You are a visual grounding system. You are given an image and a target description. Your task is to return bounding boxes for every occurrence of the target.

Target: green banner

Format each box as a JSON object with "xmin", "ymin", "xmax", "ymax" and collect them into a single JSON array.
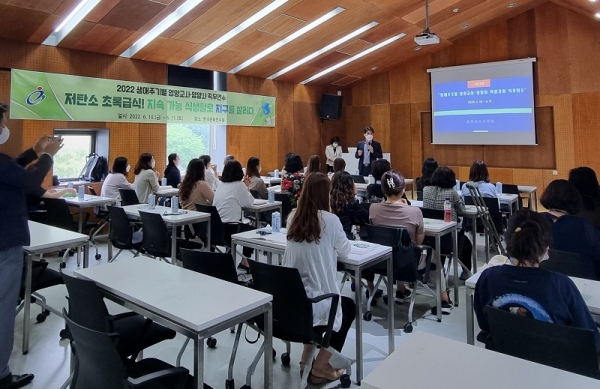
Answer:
[{"xmin": 9, "ymin": 69, "xmax": 275, "ymax": 127}]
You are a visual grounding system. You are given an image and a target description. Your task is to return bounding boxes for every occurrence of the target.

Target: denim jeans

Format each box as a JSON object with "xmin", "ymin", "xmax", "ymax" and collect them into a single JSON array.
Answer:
[{"xmin": 0, "ymin": 246, "xmax": 24, "ymax": 379}]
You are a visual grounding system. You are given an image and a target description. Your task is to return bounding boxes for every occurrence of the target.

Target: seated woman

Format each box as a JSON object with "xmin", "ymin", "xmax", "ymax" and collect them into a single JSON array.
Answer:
[
  {"xmin": 370, "ymin": 170, "xmax": 453, "ymax": 314},
  {"xmin": 474, "ymin": 209, "xmax": 600, "ymax": 352},
  {"xmin": 245, "ymin": 157, "xmax": 267, "ymax": 199},
  {"xmin": 366, "ymin": 159, "xmax": 391, "ymax": 203},
  {"xmin": 423, "ymin": 166, "xmax": 472, "ymax": 278},
  {"xmin": 164, "ymin": 153, "xmax": 181, "ymax": 188},
  {"xmin": 461, "ymin": 160, "xmax": 498, "ymax": 198},
  {"xmin": 569, "ymin": 166, "xmax": 600, "ymax": 228},
  {"xmin": 133, "ymin": 153, "xmax": 160, "ymax": 204},
  {"xmin": 101, "ymin": 157, "xmax": 135, "ymax": 205},
  {"xmin": 280, "ymin": 154, "xmax": 304, "ymax": 208},
  {"xmin": 540, "ymin": 179, "xmax": 600, "ymax": 280},
  {"xmin": 179, "ymin": 159, "xmax": 214, "ymax": 210},
  {"xmin": 306, "ymin": 155, "xmax": 321, "ymax": 175},
  {"xmin": 331, "ymin": 171, "xmax": 369, "ymax": 240},
  {"xmin": 333, "ymin": 157, "xmax": 346, "ymax": 174},
  {"xmin": 199, "ymin": 154, "xmax": 219, "ymax": 191},
  {"xmin": 283, "ymin": 172, "xmax": 355, "ymax": 383},
  {"xmin": 213, "ymin": 160, "xmax": 255, "ymax": 271},
  {"xmin": 416, "ymin": 157, "xmax": 438, "ymax": 192}
]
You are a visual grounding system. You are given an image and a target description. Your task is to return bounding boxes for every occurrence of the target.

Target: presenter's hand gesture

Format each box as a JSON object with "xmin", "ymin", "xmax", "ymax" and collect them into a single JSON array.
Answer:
[
  {"xmin": 357, "ymin": 150, "xmax": 363, "ymax": 156},
  {"xmin": 367, "ymin": 145, "xmax": 374, "ymax": 153},
  {"xmin": 33, "ymin": 135, "xmax": 51, "ymax": 156},
  {"xmin": 43, "ymin": 136, "xmax": 63, "ymax": 156}
]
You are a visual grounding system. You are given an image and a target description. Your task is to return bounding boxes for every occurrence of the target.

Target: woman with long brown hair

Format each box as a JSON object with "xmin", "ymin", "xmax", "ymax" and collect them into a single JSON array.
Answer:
[
  {"xmin": 179, "ymin": 158, "xmax": 213, "ymax": 210},
  {"xmin": 283, "ymin": 173, "xmax": 355, "ymax": 384}
]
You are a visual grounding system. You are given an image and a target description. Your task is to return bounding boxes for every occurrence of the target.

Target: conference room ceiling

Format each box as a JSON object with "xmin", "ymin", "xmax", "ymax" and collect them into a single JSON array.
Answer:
[{"xmin": 0, "ymin": 0, "xmax": 595, "ymax": 86}]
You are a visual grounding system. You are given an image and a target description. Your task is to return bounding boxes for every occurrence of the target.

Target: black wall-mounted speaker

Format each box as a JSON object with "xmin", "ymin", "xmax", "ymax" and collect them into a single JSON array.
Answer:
[{"xmin": 319, "ymin": 94, "xmax": 342, "ymax": 120}]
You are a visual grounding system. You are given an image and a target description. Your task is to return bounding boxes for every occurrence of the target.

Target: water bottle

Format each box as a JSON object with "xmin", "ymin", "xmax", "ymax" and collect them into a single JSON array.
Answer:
[
  {"xmin": 274, "ymin": 169, "xmax": 279, "ymax": 178},
  {"xmin": 267, "ymin": 188, "xmax": 274, "ymax": 203},
  {"xmin": 455, "ymin": 179, "xmax": 461, "ymax": 192},
  {"xmin": 77, "ymin": 185, "xmax": 84, "ymax": 200},
  {"xmin": 161, "ymin": 177, "xmax": 167, "ymax": 186},
  {"xmin": 368, "ymin": 174, "xmax": 375, "ymax": 184},
  {"xmin": 496, "ymin": 182, "xmax": 503, "ymax": 194},
  {"xmin": 67, "ymin": 182, "xmax": 74, "ymax": 189},
  {"xmin": 444, "ymin": 198, "xmax": 452, "ymax": 222},
  {"xmin": 272, "ymin": 211, "xmax": 281, "ymax": 233},
  {"xmin": 355, "ymin": 169, "xmax": 360, "ymax": 175},
  {"xmin": 148, "ymin": 194, "xmax": 156, "ymax": 210},
  {"xmin": 171, "ymin": 196, "xmax": 179, "ymax": 213}
]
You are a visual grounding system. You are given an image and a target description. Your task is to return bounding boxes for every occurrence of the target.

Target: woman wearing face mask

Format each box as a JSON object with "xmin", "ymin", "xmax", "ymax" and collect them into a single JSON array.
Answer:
[
  {"xmin": 164, "ymin": 153, "xmax": 181, "ymax": 188},
  {"xmin": 133, "ymin": 153, "xmax": 160, "ymax": 203},
  {"xmin": 325, "ymin": 137, "xmax": 343, "ymax": 173},
  {"xmin": 245, "ymin": 157, "xmax": 267, "ymax": 199},
  {"xmin": 100, "ymin": 157, "xmax": 135, "ymax": 206}
]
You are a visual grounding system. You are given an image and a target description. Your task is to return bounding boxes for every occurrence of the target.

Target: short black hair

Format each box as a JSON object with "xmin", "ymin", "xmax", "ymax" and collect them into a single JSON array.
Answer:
[
  {"xmin": 221, "ymin": 160, "xmax": 244, "ymax": 183},
  {"xmin": 330, "ymin": 136, "xmax": 340, "ymax": 144},
  {"xmin": 199, "ymin": 155, "xmax": 211, "ymax": 167},
  {"xmin": 284, "ymin": 154, "xmax": 304, "ymax": 174},
  {"xmin": 569, "ymin": 167, "xmax": 600, "ymax": 211},
  {"xmin": 431, "ymin": 166, "xmax": 457, "ymax": 189},
  {"xmin": 363, "ymin": 126, "xmax": 374, "ymax": 134},
  {"xmin": 371, "ymin": 159, "xmax": 391, "ymax": 181},
  {"xmin": 540, "ymin": 179, "xmax": 583, "ymax": 215},
  {"xmin": 111, "ymin": 157, "xmax": 128, "ymax": 175},
  {"xmin": 421, "ymin": 158, "xmax": 438, "ymax": 179},
  {"xmin": 333, "ymin": 158, "xmax": 346, "ymax": 173}
]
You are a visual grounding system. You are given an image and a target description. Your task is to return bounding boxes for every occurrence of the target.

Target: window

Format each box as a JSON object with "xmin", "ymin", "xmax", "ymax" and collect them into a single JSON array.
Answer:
[
  {"xmin": 53, "ymin": 133, "xmax": 94, "ymax": 180},
  {"xmin": 166, "ymin": 123, "xmax": 226, "ymax": 173}
]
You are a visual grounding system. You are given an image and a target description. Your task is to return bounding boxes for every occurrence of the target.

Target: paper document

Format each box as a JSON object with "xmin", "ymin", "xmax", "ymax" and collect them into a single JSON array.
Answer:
[{"xmin": 351, "ymin": 242, "xmax": 375, "ymax": 255}]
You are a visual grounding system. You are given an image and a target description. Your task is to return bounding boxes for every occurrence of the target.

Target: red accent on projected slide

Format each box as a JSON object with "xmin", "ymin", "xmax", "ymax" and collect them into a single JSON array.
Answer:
[{"xmin": 467, "ymin": 79, "xmax": 491, "ymax": 88}]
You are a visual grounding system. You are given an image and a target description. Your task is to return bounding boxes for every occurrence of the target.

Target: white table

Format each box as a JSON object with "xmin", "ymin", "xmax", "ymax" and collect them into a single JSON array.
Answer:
[
  {"xmin": 156, "ymin": 186, "xmax": 179, "ymax": 198},
  {"xmin": 261, "ymin": 176, "xmax": 281, "ymax": 186},
  {"xmin": 230, "ymin": 230, "xmax": 394, "ymax": 385},
  {"xmin": 64, "ymin": 195, "xmax": 116, "ymax": 232},
  {"xmin": 74, "ymin": 258, "xmax": 273, "ymax": 389},
  {"xmin": 120, "ymin": 205, "xmax": 211, "ymax": 261},
  {"xmin": 518, "ymin": 185, "xmax": 538, "ymax": 211},
  {"xmin": 242, "ymin": 200, "xmax": 282, "ymax": 225},
  {"xmin": 355, "ymin": 179, "xmax": 415, "ymax": 199},
  {"xmin": 22, "ymin": 221, "xmax": 90, "ymax": 354},
  {"xmin": 465, "ymin": 265, "xmax": 600, "ymax": 345},
  {"xmin": 499, "ymin": 193, "xmax": 519, "ymax": 214},
  {"xmin": 362, "ymin": 331, "xmax": 599, "ymax": 389}
]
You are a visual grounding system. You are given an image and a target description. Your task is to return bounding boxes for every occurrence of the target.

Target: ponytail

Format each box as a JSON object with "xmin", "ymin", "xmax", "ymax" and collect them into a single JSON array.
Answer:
[{"xmin": 505, "ymin": 210, "xmax": 552, "ymax": 266}]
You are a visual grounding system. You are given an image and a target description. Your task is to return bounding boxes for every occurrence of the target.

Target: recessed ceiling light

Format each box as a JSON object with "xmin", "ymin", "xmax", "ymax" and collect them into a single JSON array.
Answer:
[
  {"xmin": 507, "ymin": 2, "xmax": 517, "ymax": 8},
  {"xmin": 453, "ymin": 8, "xmax": 459, "ymax": 13},
  {"xmin": 121, "ymin": 0, "xmax": 205, "ymax": 58},
  {"xmin": 589, "ymin": 0, "xmax": 597, "ymax": 2},
  {"xmin": 462, "ymin": 23, "xmax": 470, "ymax": 29},
  {"xmin": 231, "ymin": 7, "xmax": 345, "ymax": 73},
  {"xmin": 595, "ymin": 12, "xmax": 600, "ymax": 18},
  {"xmin": 267, "ymin": 21, "xmax": 378, "ymax": 79},
  {"xmin": 301, "ymin": 33, "xmax": 406, "ymax": 84},
  {"xmin": 414, "ymin": 45, "xmax": 422, "ymax": 50},
  {"xmin": 43, "ymin": 0, "xmax": 101, "ymax": 46},
  {"xmin": 181, "ymin": 0, "xmax": 289, "ymax": 67},
  {"xmin": 371, "ymin": 66, "xmax": 378, "ymax": 70}
]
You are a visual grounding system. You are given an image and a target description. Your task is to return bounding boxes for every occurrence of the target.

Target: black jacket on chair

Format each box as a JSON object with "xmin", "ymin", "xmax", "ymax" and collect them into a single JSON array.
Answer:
[{"xmin": 355, "ymin": 140, "xmax": 382, "ymax": 176}]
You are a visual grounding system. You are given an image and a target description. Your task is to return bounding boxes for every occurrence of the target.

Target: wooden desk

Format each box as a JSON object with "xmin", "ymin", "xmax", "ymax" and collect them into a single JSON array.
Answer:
[
  {"xmin": 75, "ymin": 258, "xmax": 273, "ymax": 389},
  {"xmin": 363, "ymin": 331, "xmax": 599, "ymax": 389},
  {"xmin": 22, "ymin": 221, "xmax": 90, "ymax": 354}
]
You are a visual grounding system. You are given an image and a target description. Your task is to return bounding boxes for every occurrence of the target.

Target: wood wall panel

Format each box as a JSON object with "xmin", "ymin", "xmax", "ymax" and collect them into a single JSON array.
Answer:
[
  {"xmin": 389, "ymin": 103, "xmax": 412, "ymax": 175},
  {"xmin": 566, "ymin": 12, "xmax": 600, "ymax": 94},
  {"xmin": 370, "ymin": 73, "xmax": 390, "ymax": 105},
  {"xmin": 572, "ymin": 93, "xmax": 600, "ymax": 173}
]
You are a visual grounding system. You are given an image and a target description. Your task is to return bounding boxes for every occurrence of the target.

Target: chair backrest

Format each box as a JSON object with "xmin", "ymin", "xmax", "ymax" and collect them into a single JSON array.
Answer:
[
  {"xmin": 464, "ymin": 196, "xmax": 505, "ymax": 233},
  {"xmin": 363, "ymin": 224, "xmax": 418, "ymax": 282},
  {"xmin": 351, "ymin": 175, "xmax": 365, "ymax": 184},
  {"xmin": 195, "ymin": 204, "xmax": 229, "ymax": 247},
  {"xmin": 138, "ymin": 211, "xmax": 172, "ymax": 258},
  {"xmin": 485, "ymin": 306, "xmax": 600, "ymax": 378},
  {"xmin": 119, "ymin": 189, "xmax": 140, "ymax": 206},
  {"xmin": 64, "ymin": 311, "xmax": 127, "ymax": 389},
  {"xmin": 180, "ymin": 249, "xmax": 238, "ymax": 284},
  {"xmin": 540, "ymin": 249, "xmax": 587, "ymax": 279},
  {"xmin": 43, "ymin": 198, "xmax": 75, "ymax": 231},
  {"xmin": 250, "ymin": 189, "xmax": 261, "ymax": 199},
  {"xmin": 107, "ymin": 206, "xmax": 134, "ymax": 249},
  {"xmin": 248, "ymin": 260, "xmax": 315, "ymax": 343},
  {"xmin": 417, "ymin": 191, "xmax": 423, "ymax": 201},
  {"xmin": 62, "ymin": 273, "xmax": 112, "ymax": 332},
  {"xmin": 501, "ymin": 183, "xmax": 519, "ymax": 195},
  {"xmin": 87, "ymin": 186, "xmax": 98, "ymax": 196},
  {"xmin": 419, "ymin": 207, "xmax": 444, "ymax": 221},
  {"xmin": 274, "ymin": 193, "xmax": 293, "ymax": 227}
]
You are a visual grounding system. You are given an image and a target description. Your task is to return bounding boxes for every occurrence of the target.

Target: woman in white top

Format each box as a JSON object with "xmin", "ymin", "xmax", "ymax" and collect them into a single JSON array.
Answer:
[
  {"xmin": 325, "ymin": 136, "xmax": 343, "ymax": 173},
  {"xmin": 213, "ymin": 159, "xmax": 255, "ymax": 270},
  {"xmin": 101, "ymin": 157, "xmax": 134, "ymax": 205},
  {"xmin": 283, "ymin": 172, "xmax": 355, "ymax": 384},
  {"xmin": 199, "ymin": 154, "xmax": 219, "ymax": 191},
  {"xmin": 133, "ymin": 153, "xmax": 160, "ymax": 203}
]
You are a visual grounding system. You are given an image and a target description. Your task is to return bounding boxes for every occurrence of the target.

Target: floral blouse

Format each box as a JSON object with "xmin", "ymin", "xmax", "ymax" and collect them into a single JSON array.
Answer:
[{"xmin": 281, "ymin": 172, "xmax": 304, "ymax": 207}]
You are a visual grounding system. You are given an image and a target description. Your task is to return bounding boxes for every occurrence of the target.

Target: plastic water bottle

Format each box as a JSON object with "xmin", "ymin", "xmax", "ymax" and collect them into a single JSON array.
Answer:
[
  {"xmin": 496, "ymin": 182, "xmax": 503, "ymax": 194},
  {"xmin": 77, "ymin": 185, "xmax": 84, "ymax": 200},
  {"xmin": 274, "ymin": 169, "xmax": 279, "ymax": 178},
  {"xmin": 171, "ymin": 196, "xmax": 179, "ymax": 213},
  {"xmin": 161, "ymin": 177, "xmax": 167, "ymax": 186},
  {"xmin": 355, "ymin": 169, "xmax": 360, "ymax": 175},
  {"xmin": 148, "ymin": 194, "xmax": 156, "ymax": 210},
  {"xmin": 267, "ymin": 188, "xmax": 274, "ymax": 203},
  {"xmin": 368, "ymin": 174, "xmax": 375, "ymax": 184},
  {"xmin": 444, "ymin": 198, "xmax": 452, "ymax": 222},
  {"xmin": 272, "ymin": 211, "xmax": 281, "ymax": 233}
]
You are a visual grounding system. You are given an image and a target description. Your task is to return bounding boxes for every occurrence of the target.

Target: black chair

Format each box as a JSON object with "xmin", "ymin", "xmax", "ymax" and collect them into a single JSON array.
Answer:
[
  {"xmin": 484, "ymin": 306, "xmax": 600, "ymax": 379},
  {"xmin": 107, "ymin": 206, "xmax": 142, "ymax": 262},
  {"xmin": 417, "ymin": 191, "xmax": 423, "ymax": 201},
  {"xmin": 361, "ymin": 224, "xmax": 435, "ymax": 329},
  {"xmin": 274, "ymin": 193, "xmax": 293, "ymax": 227},
  {"xmin": 243, "ymin": 260, "xmax": 352, "ymax": 389},
  {"xmin": 119, "ymin": 189, "xmax": 140, "ymax": 206},
  {"xmin": 500, "ymin": 183, "xmax": 523, "ymax": 211},
  {"xmin": 540, "ymin": 249, "xmax": 587, "ymax": 279},
  {"xmin": 17, "ymin": 260, "xmax": 63, "ymax": 323},
  {"xmin": 351, "ymin": 175, "xmax": 365, "ymax": 184},
  {"xmin": 195, "ymin": 204, "xmax": 235, "ymax": 252},
  {"xmin": 464, "ymin": 196, "xmax": 505, "ymax": 237},
  {"xmin": 63, "ymin": 311, "xmax": 191, "ymax": 389},
  {"xmin": 249, "ymin": 189, "xmax": 261, "ymax": 199}
]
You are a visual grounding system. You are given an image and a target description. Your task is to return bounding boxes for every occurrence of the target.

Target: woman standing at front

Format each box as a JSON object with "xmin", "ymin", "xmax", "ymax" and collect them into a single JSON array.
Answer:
[
  {"xmin": 284, "ymin": 172, "xmax": 355, "ymax": 384},
  {"xmin": 325, "ymin": 137, "xmax": 343, "ymax": 173},
  {"xmin": 133, "ymin": 153, "xmax": 160, "ymax": 203}
]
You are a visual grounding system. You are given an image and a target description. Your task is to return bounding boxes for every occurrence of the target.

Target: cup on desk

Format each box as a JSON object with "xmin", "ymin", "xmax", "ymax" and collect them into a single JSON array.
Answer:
[
  {"xmin": 161, "ymin": 178, "xmax": 167, "ymax": 186},
  {"xmin": 148, "ymin": 194, "xmax": 156, "ymax": 210}
]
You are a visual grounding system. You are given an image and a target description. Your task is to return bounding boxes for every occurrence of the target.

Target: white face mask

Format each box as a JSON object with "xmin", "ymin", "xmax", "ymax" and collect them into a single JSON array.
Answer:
[
  {"xmin": 151, "ymin": 160, "xmax": 156, "ymax": 169},
  {"xmin": 541, "ymin": 250, "xmax": 549, "ymax": 262},
  {"xmin": 0, "ymin": 126, "xmax": 10, "ymax": 145},
  {"xmin": 125, "ymin": 164, "xmax": 131, "ymax": 173},
  {"xmin": 365, "ymin": 134, "xmax": 373, "ymax": 142},
  {"xmin": 332, "ymin": 143, "xmax": 338, "ymax": 147}
]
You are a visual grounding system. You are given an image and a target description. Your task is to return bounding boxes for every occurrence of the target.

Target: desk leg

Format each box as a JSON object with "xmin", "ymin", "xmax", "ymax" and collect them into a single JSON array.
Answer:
[
  {"xmin": 466, "ymin": 286, "xmax": 475, "ymax": 345},
  {"xmin": 267, "ymin": 252, "xmax": 273, "ymax": 265},
  {"xmin": 231, "ymin": 241, "xmax": 237, "ymax": 266},
  {"xmin": 471, "ymin": 216, "xmax": 478, "ymax": 274},
  {"xmin": 83, "ymin": 242, "xmax": 89, "ymax": 268},
  {"xmin": 108, "ymin": 233, "xmax": 113, "ymax": 262},
  {"xmin": 435, "ymin": 235, "xmax": 442, "ymax": 322},
  {"xmin": 264, "ymin": 304, "xmax": 273, "ymax": 389},
  {"xmin": 78, "ymin": 208, "xmax": 83, "ymax": 233},
  {"xmin": 452, "ymin": 228, "xmax": 459, "ymax": 306},
  {"xmin": 194, "ymin": 336, "xmax": 204, "ymax": 389},
  {"xmin": 354, "ymin": 267, "xmax": 363, "ymax": 385},
  {"xmin": 386, "ymin": 255, "xmax": 394, "ymax": 354},
  {"xmin": 533, "ymin": 191, "xmax": 538, "ymax": 212},
  {"xmin": 171, "ymin": 227, "xmax": 177, "ymax": 265},
  {"xmin": 22, "ymin": 254, "xmax": 33, "ymax": 354},
  {"xmin": 255, "ymin": 210, "xmax": 260, "ymax": 228},
  {"xmin": 206, "ymin": 220, "xmax": 211, "ymax": 252},
  {"xmin": 484, "ymin": 229, "xmax": 490, "ymax": 263}
]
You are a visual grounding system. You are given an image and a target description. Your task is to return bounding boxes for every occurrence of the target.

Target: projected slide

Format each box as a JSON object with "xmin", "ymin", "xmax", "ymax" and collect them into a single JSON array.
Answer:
[{"xmin": 433, "ymin": 76, "xmax": 533, "ymax": 134}]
